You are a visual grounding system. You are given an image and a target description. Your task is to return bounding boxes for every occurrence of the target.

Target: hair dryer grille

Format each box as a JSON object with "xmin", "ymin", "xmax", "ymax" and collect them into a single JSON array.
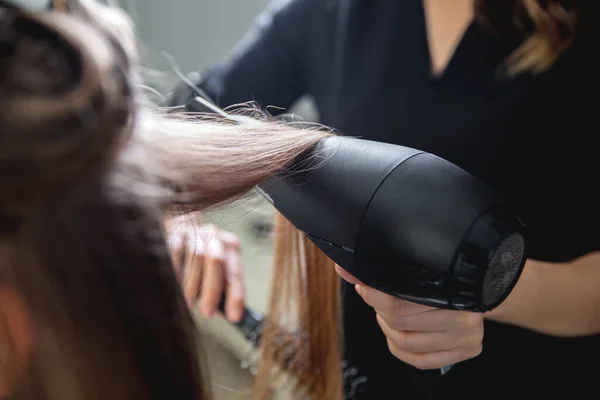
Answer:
[{"xmin": 482, "ymin": 233, "xmax": 525, "ymax": 307}]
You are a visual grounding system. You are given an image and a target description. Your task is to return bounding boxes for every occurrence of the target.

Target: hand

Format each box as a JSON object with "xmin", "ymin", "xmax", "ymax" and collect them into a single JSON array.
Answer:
[
  {"xmin": 168, "ymin": 218, "xmax": 245, "ymax": 323},
  {"xmin": 335, "ymin": 265, "xmax": 484, "ymax": 370}
]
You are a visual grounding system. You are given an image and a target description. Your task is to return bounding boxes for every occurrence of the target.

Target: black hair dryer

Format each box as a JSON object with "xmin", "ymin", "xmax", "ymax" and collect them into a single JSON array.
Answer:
[{"xmin": 260, "ymin": 136, "xmax": 527, "ymax": 312}]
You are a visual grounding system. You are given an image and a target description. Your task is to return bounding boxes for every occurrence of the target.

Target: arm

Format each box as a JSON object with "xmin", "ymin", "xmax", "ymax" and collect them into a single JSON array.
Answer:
[
  {"xmin": 486, "ymin": 252, "xmax": 600, "ymax": 337},
  {"xmin": 486, "ymin": 177, "xmax": 600, "ymax": 337},
  {"xmin": 488, "ymin": 2, "xmax": 600, "ymax": 338},
  {"xmin": 338, "ymin": 251, "xmax": 600, "ymax": 371},
  {"xmin": 168, "ymin": 0, "xmax": 312, "ymax": 112}
]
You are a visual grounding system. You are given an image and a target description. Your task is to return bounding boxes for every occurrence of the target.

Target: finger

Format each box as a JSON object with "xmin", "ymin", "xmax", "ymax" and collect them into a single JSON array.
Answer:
[
  {"xmin": 219, "ymin": 230, "xmax": 241, "ymax": 250},
  {"xmin": 223, "ymin": 244, "xmax": 245, "ymax": 323},
  {"xmin": 386, "ymin": 338, "xmax": 482, "ymax": 370},
  {"xmin": 376, "ymin": 309, "xmax": 458, "ymax": 332},
  {"xmin": 199, "ymin": 237, "xmax": 226, "ymax": 318},
  {"xmin": 356, "ymin": 285, "xmax": 435, "ymax": 316},
  {"xmin": 196, "ymin": 223, "xmax": 221, "ymax": 238},
  {"xmin": 334, "ymin": 264, "xmax": 364, "ymax": 286},
  {"xmin": 219, "ymin": 229, "xmax": 245, "ymax": 321},
  {"xmin": 200, "ymin": 256, "xmax": 224, "ymax": 318},
  {"xmin": 167, "ymin": 230, "xmax": 186, "ymax": 275},
  {"xmin": 376, "ymin": 314, "xmax": 457, "ymax": 353},
  {"xmin": 182, "ymin": 246, "xmax": 203, "ymax": 308}
]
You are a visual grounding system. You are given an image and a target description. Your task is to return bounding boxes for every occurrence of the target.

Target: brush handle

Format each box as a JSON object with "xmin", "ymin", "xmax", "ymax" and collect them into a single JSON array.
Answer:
[
  {"xmin": 440, "ymin": 365, "xmax": 454, "ymax": 375},
  {"xmin": 217, "ymin": 296, "xmax": 264, "ymax": 345}
]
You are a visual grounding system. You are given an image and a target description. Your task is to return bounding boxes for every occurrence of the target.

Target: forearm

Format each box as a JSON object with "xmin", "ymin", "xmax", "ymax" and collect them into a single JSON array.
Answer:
[{"xmin": 486, "ymin": 252, "xmax": 600, "ymax": 337}]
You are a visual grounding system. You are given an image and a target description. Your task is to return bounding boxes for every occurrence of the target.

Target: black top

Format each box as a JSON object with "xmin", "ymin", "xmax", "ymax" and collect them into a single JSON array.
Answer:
[{"xmin": 172, "ymin": 1, "xmax": 599, "ymax": 398}]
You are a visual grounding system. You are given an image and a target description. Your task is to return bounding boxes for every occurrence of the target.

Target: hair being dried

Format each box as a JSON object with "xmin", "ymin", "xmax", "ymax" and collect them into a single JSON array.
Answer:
[{"xmin": 0, "ymin": 1, "xmax": 333, "ymax": 399}]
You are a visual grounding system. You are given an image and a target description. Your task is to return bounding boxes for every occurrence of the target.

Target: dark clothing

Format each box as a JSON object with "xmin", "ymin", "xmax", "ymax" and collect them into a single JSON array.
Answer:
[{"xmin": 175, "ymin": 1, "xmax": 599, "ymax": 398}]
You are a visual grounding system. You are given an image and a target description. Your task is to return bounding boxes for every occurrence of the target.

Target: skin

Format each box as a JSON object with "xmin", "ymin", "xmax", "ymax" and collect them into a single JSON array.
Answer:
[
  {"xmin": 172, "ymin": 216, "xmax": 600, "ymax": 369},
  {"xmin": 168, "ymin": 222, "xmax": 245, "ymax": 323},
  {"xmin": 484, "ymin": 253, "xmax": 600, "ymax": 337},
  {"xmin": 423, "ymin": 0, "xmax": 475, "ymax": 78},
  {"xmin": 335, "ymin": 252, "xmax": 600, "ymax": 370},
  {"xmin": 335, "ymin": 265, "xmax": 483, "ymax": 370},
  {"xmin": 177, "ymin": 0, "xmax": 600, "ymax": 370},
  {"xmin": 0, "ymin": 289, "xmax": 34, "ymax": 397}
]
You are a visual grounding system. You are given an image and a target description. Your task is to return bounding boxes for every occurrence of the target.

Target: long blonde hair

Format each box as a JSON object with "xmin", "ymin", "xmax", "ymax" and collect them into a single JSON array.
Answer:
[
  {"xmin": 475, "ymin": 0, "xmax": 580, "ymax": 75},
  {"xmin": 0, "ymin": 1, "xmax": 331, "ymax": 399}
]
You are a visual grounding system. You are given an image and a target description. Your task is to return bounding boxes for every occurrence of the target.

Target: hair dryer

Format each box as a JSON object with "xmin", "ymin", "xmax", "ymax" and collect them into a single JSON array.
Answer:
[
  {"xmin": 218, "ymin": 135, "xmax": 527, "ymax": 378},
  {"xmin": 13, "ymin": 0, "xmax": 526, "ymax": 316},
  {"xmin": 259, "ymin": 135, "xmax": 527, "ymax": 312},
  {"xmin": 177, "ymin": 87, "xmax": 527, "ymax": 313}
]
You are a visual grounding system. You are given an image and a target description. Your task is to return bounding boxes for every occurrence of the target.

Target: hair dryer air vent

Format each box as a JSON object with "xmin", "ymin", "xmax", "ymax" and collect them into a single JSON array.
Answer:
[
  {"xmin": 451, "ymin": 207, "xmax": 526, "ymax": 310},
  {"xmin": 483, "ymin": 233, "xmax": 525, "ymax": 306}
]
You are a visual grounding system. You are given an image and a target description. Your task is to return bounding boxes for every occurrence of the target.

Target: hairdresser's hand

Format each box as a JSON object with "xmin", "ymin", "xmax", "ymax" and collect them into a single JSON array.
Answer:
[
  {"xmin": 168, "ymin": 220, "xmax": 245, "ymax": 323},
  {"xmin": 335, "ymin": 265, "xmax": 484, "ymax": 370}
]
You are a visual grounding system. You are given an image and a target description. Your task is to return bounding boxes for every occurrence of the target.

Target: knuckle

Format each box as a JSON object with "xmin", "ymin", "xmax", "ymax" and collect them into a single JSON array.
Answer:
[
  {"xmin": 387, "ymin": 340, "xmax": 402, "ymax": 359},
  {"xmin": 201, "ymin": 288, "xmax": 222, "ymax": 300},
  {"xmin": 467, "ymin": 344, "xmax": 483, "ymax": 359},
  {"xmin": 395, "ymin": 332, "xmax": 414, "ymax": 353},
  {"xmin": 226, "ymin": 269, "xmax": 243, "ymax": 281},
  {"xmin": 460, "ymin": 325, "xmax": 484, "ymax": 348},
  {"xmin": 205, "ymin": 247, "xmax": 225, "ymax": 263},
  {"xmin": 184, "ymin": 285, "xmax": 201, "ymax": 300},
  {"xmin": 391, "ymin": 298, "xmax": 409, "ymax": 315},
  {"xmin": 359, "ymin": 288, "xmax": 372, "ymax": 304},
  {"xmin": 200, "ymin": 223, "xmax": 219, "ymax": 233},
  {"xmin": 167, "ymin": 233, "xmax": 186, "ymax": 252},
  {"xmin": 412, "ymin": 358, "xmax": 433, "ymax": 371},
  {"xmin": 472, "ymin": 327, "xmax": 485, "ymax": 344},
  {"xmin": 230, "ymin": 292, "xmax": 244, "ymax": 301},
  {"xmin": 230, "ymin": 295, "xmax": 245, "ymax": 306},
  {"xmin": 458, "ymin": 312, "xmax": 481, "ymax": 330},
  {"xmin": 384, "ymin": 316, "xmax": 403, "ymax": 331},
  {"xmin": 207, "ymin": 254, "xmax": 226, "ymax": 264},
  {"xmin": 391, "ymin": 298, "xmax": 403, "ymax": 314},
  {"xmin": 186, "ymin": 252, "xmax": 203, "ymax": 267},
  {"xmin": 394, "ymin": 298, "xmax": 420, "ymax": 316},
  {"xmin": 196, "ymin": 227, "xmax": 218, "ymax": 241},
  {"xmin": 221, "ymin": 233, "xmax": 241, "ymax": 250}
]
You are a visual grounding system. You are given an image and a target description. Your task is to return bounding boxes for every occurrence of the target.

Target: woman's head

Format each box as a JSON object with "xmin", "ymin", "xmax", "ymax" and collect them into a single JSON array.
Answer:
[
  {"xmin": 0, "ymin": 1, "xmax": 331, "ymax": 399},
  {"xmin": 0, "ymin": 0, "xmax": 135, "ymax": 215}
]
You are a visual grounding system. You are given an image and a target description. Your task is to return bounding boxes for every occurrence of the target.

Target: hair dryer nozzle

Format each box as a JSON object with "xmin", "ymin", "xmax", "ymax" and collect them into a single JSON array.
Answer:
[{"xmin": 260, "ymin": 136, "xmax": 526, "ymax": 312}]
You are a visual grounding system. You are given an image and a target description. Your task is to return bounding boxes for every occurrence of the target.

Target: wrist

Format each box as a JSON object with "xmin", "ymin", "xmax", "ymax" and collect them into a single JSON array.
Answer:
[{"xmin": 484, "ymin": 259, "xmax": 540, "ymax": 323}]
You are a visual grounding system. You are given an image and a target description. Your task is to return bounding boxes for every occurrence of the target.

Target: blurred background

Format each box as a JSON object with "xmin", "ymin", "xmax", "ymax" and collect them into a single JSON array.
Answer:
[
  {"xmin": 122, "ymin": 0, "xmax": 270, "ymax": 72},
  {"xmin": 122, "ymin": 0, "xmax": 269, "ymax": 71},
  {"xmin": 119, "ymin": 0, "xmax": 318, "ymax": 315},
  {"xmin": 117, "ymin": 2, "xmax": 309, "ymax": 398},
  {"xmin": 120, "ymin": 0, "xmax": 318, "ymax": 121}
]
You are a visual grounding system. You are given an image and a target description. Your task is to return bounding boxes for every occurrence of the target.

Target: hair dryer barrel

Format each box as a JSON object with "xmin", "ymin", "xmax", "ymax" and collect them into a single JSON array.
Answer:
[
  {"xmin": 261, "ymin": 136, "xmax": 422, "ymax": 249},
  {"xmin": 260, "ymin": 136, "xmax": 526, "ymax": 312}
]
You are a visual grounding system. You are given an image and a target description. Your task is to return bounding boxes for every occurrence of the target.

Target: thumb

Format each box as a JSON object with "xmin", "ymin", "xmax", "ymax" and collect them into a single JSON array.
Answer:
[{"xmin": 334, "ymin": 264, "xmax": 364, "ymax": 286}]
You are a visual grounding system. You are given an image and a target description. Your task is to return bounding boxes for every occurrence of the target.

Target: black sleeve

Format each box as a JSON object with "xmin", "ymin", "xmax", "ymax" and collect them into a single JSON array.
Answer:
[{"xmin": 168, "ymin": 0, "xmax": 312, "ymax": 113}]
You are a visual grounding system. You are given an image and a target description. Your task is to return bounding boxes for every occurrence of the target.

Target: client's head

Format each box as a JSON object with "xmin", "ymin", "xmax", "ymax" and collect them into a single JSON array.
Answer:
[{"xmin": 0, "ymin": 1, "xmax": 330, "ymax": 399}]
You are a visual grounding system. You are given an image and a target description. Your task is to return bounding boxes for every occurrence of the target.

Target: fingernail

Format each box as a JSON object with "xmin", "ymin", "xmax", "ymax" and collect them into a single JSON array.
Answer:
[{"xmin": 355, "ymin": 284, "xmax": 362, "ymax": 296}]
